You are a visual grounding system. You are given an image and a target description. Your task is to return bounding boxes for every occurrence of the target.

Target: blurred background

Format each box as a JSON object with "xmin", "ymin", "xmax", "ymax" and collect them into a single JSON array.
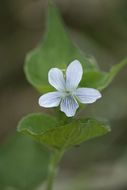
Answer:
[{"xmin": 0, "ymin": 0, "xmax": 127, "ymax": 189}]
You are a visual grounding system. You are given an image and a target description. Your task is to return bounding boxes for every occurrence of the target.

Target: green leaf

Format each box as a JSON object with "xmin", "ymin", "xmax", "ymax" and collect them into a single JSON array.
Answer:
[
  {"xmin": 25, "ymin": 2, "xmax": 98, "ymax": 93},
  {"xmin": 18, "ymin": 115, "xmax": 111, "ymax": 150},
  {"xmin": 17, "ymin": 113, "xmax": 58, "ymax": 135},
  {"xmin": 0, "ymin": 133, "xmax": 49, "ymax": 190},
  {"xmin": 81, "ymin": 58, "xmax": 127, "ymax": 90}
]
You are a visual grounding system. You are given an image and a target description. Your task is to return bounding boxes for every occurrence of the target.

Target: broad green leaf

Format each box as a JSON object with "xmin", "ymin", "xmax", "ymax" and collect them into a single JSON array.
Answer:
[
  {"xmin": 18, "ymin": 115, "xmax": 110, "ymax": 150},
  {"xmin": 39, "ymin": 119, "xmax": 111, "ymax": 149},
  {"xmin": 0, "ymin": 133, "xmax": 49, "ymax": 190},
  {"xmin": 80, "ymin": 71, "xmax": 107, "ymax": 90},
  {"xmin": 80, "ymin": 58, "xmax": 127, "ymax": 90},
  {"xmin": 25, "ymin": 2, "xmax": 98, "ymax": 93},
  {"xmin": 17, "ymin": 113, "xmax": 58, "ymax": 135}
]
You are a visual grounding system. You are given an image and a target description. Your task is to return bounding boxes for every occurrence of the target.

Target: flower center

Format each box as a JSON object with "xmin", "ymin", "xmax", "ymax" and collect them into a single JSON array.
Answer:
[
  {"xmin": 62, "ymin": 89, "xmax": 74, "ymax": 97},
  {"xmin": 63, "ymin": 90, "xmax": 71, "ymax": 96},
  {"xmin": 66, "ymin": 90, "xmax": 70, "ymax": 94}
]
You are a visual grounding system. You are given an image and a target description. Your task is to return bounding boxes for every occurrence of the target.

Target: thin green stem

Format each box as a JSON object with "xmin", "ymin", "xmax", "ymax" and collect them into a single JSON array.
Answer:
[{"xmin": 46, "ymin": 149, "xmax": 65, "ymax": 190}]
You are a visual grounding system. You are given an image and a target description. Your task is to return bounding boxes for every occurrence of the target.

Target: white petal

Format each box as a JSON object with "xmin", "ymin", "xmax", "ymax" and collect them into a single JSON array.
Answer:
[
  {"xmin": 48, "ymin": 68, "xmax": 65, "ymax": 91},
  {"xmin": 76, "ymin": 88, "xmax": 102, "ymax": 104},
  {"xmin": 39, "ymin": 92, "xmax": 61, "ymax": 108},
  {"xmin": 60, "ymin": 95, "xmax": 79, "ymax": 117},
  {"xmin": 66, "ymin": 60, "xmax": 83, "ymax": 89}
]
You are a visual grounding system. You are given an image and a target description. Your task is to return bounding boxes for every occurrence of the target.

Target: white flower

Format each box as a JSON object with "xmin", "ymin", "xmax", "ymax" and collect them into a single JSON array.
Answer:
[{"xmin": 39, "ymin": 60, "xmax": 102, "ymax": 117}]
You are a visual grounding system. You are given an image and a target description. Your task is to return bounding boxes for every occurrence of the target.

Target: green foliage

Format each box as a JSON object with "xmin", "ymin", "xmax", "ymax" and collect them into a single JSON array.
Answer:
[
  {"xmin": 18, "ymin": 114, "xmax": 110, "ymax": 150},
  {"xmin": 24, "ymin": 1, "xmax": 127, "ymax": 94},
  {"xmin": 17, "ymin": 113, "xmax": 58, "ymax": 135},
  {"xmin": 12, "ymin": 1, "xmax": 127, "ymax": 189},
  {"xmin": 17, "ymin": 0, "xmax": 127, "ymax": 155},
  {"xmin": 0, "ymin": 133, "xmax": 49, "ymax": 190},
  {"xmin": 81, "ymin": 58, "xmax": 127, "ymax": 90},
  {"xmin": 24, "ymin": 2, "xmax": 98, "ymax": 94}
]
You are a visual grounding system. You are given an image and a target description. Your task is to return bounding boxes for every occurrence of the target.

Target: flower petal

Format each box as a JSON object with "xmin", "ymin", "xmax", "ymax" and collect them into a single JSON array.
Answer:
[
  {"xmin": 66, "ymin": 60, "xmax": 83, "ymax": 89},
  {"xmin": 76, "ymin": 88, "xmax": 102, "ymax": 104},
  {"xmin": 60, "ymin": 95, "xmax": 79, "ymax": 117},
  {"xmin": 39, "ymin": 92, "xmax": 61, "ymax": 108},
  {"xmin": 48, "ymin": 68, "xmax": 65, "ymax": 91}
]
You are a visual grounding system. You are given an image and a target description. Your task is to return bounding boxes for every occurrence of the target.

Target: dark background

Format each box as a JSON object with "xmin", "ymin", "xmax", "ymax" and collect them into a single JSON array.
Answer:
[{"xmin": 0, "ymin": 0, "xmax": 127, "ymax": 189}]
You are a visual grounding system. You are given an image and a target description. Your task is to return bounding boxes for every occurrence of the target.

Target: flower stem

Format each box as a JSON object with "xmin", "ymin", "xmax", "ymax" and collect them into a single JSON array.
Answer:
[{"xmin": 46, "ymin": 149, "xmax": 65, "ymax": 190}]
